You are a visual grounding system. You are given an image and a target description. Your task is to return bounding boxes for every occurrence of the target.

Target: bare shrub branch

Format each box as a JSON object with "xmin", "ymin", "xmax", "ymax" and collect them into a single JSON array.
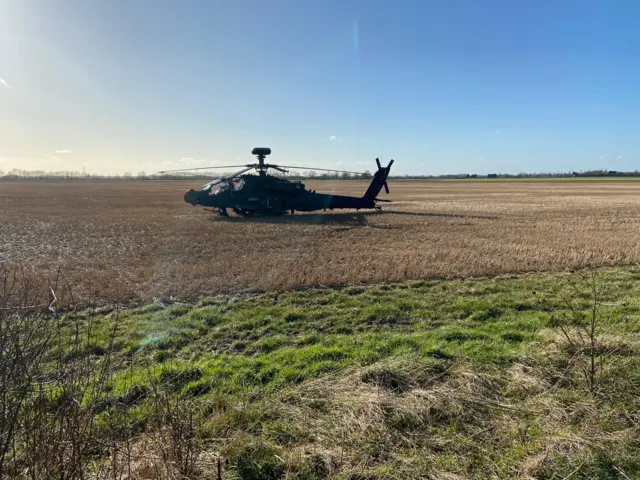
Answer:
[{"xmin": 549, "ymin": 273, "xmax": 626, "ymax": 395}]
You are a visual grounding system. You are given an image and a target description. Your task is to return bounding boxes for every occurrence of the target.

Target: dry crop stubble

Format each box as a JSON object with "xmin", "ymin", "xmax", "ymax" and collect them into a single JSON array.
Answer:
[{"xmin": 2, "ymin": 179, "xmax": 640, "ymax": 303}]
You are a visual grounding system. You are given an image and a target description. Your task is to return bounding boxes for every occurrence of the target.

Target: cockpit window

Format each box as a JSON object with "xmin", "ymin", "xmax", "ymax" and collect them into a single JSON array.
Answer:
[
  {"xmin": 203, "ymin": 181, "xmax": 228, "ymax": 196},
  {"xmin": 232, "ymin": 178, "xmax": 245, "ymax": 191},
  {"xmin": 201, "ymin": 179, "xmax": 220, "ymax": 191},
  {"xmin": 212, "ymin": 183, "xmax": 229, "ymax": 195},
  {"xmin": 201, "ymin": 178, "xmax": 244, "ymax": 195}
]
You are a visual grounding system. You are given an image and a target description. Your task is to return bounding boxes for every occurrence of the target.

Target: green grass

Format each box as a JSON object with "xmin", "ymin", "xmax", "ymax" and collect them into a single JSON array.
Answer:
[{"xmin": 59, "ymin": 267, "xmax": 640, "ymax": 478}]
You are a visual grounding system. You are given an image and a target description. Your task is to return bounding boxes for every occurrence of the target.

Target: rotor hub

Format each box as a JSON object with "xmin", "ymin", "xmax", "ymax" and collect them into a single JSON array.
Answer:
[{"xmin": 251, "ymin": 147, "xmax": 272, "ymax": 176}]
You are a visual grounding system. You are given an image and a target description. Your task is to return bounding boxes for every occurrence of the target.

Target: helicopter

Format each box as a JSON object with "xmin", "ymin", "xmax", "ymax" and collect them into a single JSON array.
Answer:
[{"xmin": 158, "ymin": 147, "xmax": 394, "ymax": 217}]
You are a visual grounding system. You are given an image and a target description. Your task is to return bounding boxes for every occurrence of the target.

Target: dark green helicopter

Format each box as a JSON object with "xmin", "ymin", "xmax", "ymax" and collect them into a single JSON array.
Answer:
[{"xmin": 159, "ymin": 147, "xmax": 394, "ymax": 217}]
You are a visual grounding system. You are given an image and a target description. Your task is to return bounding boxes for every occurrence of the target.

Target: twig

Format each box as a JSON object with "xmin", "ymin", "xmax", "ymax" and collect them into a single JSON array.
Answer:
[
  {"xmin": 613, "ymin": 465, "xmax": 632, "ymax": 479},
  {"xmin": 0, "ymin": 303, "xmax": 48, "ymax": 311},
  {"xmin": 560, "ymin": 460, "xmax": 586, "ymax": 480},
  {"xmin": 48, "ymin": 286, "xmax": 57, "ymax": 312}
]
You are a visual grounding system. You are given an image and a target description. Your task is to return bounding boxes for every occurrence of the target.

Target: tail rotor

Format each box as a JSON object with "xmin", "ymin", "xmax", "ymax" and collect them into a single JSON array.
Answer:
[{"xmin": 363, "ymin": 157, "xmax": 394, "ymax": 202}]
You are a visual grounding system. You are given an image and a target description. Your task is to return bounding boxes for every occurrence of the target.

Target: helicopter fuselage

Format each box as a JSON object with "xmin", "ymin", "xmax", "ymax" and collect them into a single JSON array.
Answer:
[{"xmin": 183, "ymin": 173, "xmax": 378, "ymax": 216}]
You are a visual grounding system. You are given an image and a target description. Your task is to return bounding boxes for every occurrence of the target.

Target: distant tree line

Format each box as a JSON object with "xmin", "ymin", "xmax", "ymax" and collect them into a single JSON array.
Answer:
[
  {"xmin": 383, "ymin": 169, "xmax": 640, "ymax": 180},
  {"xmin": 2, "ymin": 168, "xmax": 639, "ymax": 181},
  {"xmin": 0, "ymin": 168, "xmax": 374, "ymax": 181}
]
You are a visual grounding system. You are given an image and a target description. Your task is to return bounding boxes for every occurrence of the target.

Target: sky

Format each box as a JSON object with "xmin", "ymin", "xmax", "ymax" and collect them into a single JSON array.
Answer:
[{"xmin": 1, "ymin": 0, "xmax": 640, "ymax": 176}]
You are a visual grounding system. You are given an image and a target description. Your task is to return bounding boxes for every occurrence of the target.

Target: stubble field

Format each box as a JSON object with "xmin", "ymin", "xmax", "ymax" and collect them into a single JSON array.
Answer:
[{"xmin": 2, "ymin": 178, "xmax": 640, "ymax": 304}]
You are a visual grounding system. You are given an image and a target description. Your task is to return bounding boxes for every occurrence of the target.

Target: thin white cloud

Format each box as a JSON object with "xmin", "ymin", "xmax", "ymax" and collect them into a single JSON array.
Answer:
[
  {"xmin": 617, "ymin": 155, "xmax": 623, "ymax": 160},
  {"xmin": 0, "ymin": 79, "xmax": 10, "ymax": 89},
  {"xmin": 495, "ymin": 129, "xmax": 501, "ymax": 134},
  {"xmin": 600, "ymin": 155, "xmax": 607, "ymax": 160},
  {"xmin": 45, "ymin": 154, "xmax": 60, "ymax": 163},
  {"xmin": 329, "ymin": 135, "xmax": 340, "ymax": 141},
  {"xmin": 55, "ymin": 149, "xmax": 73, "ymax": 154},
  {"xmin": 478, "ymin": 155, "xmax": 485, "ymax": 160},
  {"xmin": 162, "ymin": 158, "xmax": 188, "ymax": 166}
]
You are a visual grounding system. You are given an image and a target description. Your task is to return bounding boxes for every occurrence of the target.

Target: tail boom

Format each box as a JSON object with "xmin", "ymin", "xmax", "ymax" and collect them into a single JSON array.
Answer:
[{"xmin": 290, "ymin": 158, "xmax": 395, "ymax": 211}]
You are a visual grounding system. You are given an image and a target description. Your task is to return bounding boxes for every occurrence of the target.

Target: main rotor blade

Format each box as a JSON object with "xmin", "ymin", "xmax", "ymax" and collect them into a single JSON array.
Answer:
[
  {"xmin": 158, "ymin": 164, "xmax": 252, "ymax": 174},
  {"xmin": 265, "ymin": 165, "xmax": 289, "ymax": 173},
  {"xmin": 223, "ymin": 166, "xmax": 255, "ymax": 179},
  {"xmin": 200, "ymin": 166, "xmax": 255, "ymax": 190},
  {"xmin": 277, "ymin": 165, "xmax": 367, "ymax": 175}
]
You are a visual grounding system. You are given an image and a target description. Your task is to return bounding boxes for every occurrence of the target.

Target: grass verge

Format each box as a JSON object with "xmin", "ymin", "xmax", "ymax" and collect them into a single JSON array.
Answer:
[{"xmin": 3, "ymin": 266, "xmax": 640, "ymax": 478}]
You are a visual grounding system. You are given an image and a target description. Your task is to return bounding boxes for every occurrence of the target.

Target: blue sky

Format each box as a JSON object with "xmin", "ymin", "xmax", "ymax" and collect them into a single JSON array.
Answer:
[{"xmin": 1, "ymin": 0, "xmax": 639, "ymax": 175}]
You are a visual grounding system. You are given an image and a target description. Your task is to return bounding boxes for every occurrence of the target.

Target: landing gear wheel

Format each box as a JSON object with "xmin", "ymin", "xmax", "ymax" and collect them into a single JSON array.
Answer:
[{"xmin": 232, "ymin": 208, "xmax": 253, "ymax": 217}]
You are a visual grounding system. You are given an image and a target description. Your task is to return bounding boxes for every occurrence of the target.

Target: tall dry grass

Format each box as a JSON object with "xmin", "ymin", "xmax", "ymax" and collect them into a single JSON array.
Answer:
[
  {"xmin": 0, "ymin": 263, "xmax": 212, "ymax": 479},
  {"xmin": 3, "ymin": 180, "xmax": 640, "ymax": 303}
]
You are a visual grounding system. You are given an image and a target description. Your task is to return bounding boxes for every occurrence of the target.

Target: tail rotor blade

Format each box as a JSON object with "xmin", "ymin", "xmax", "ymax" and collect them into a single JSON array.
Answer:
[
  {"xmin": 376, "ymin": 158, "xmax": 382, "ymax": 169},
  {"xmin": 384, "ymin": 182, "xmax": 389, "ymax": 194}
]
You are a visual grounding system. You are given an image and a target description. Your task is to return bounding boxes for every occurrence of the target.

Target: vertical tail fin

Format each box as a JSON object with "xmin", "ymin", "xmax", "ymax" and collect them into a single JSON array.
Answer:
[{"xmin": 363, "ymin": 158, "xmax": 394, "ymax": 201}]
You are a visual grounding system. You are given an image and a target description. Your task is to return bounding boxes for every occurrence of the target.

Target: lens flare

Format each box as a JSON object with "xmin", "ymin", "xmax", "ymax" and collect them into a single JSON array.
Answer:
[
  {"xmin": 137, "ymin": 335, "xmax": 165, "ymax": 349},
  {"xmin": 353, "ymin": 19, "xmax": 359, "ymax": 54}
]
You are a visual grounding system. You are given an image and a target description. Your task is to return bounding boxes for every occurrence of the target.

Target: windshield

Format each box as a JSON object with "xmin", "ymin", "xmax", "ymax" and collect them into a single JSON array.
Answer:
[{"xmin": 208, "ymin": 182, "xmax": 228, "ymax": 195}]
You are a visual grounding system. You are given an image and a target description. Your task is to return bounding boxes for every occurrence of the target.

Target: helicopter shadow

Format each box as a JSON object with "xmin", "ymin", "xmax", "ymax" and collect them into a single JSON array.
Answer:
[
  {"xmin": 211, "ymin": 209, "xmax": 497, "ymax": 226},
  {"xmin": 213, "ymin": 211, "xmax": 392, "ymax": 228},
  {"xmin": 384, "ymin": 210, "xmax": 499, "ymax": 220}
]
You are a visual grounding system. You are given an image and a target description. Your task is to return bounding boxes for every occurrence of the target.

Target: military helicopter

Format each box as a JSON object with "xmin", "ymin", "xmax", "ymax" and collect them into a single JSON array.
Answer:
[{"xmin": 158, "ymin": 147, "xmax": 394, "ymax": 217}]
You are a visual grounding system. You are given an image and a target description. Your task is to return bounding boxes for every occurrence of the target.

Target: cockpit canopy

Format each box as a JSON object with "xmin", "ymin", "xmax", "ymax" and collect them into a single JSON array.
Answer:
[{"xmin": 202, "ymin": 176, "xmax": 246, "ymax": 195}]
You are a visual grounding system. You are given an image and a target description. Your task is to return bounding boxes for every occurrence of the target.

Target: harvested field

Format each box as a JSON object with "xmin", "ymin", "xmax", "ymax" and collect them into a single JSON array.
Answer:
[{"xmin": 2, "ymin": 179, "xmax": 640, "ymax": 303}]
